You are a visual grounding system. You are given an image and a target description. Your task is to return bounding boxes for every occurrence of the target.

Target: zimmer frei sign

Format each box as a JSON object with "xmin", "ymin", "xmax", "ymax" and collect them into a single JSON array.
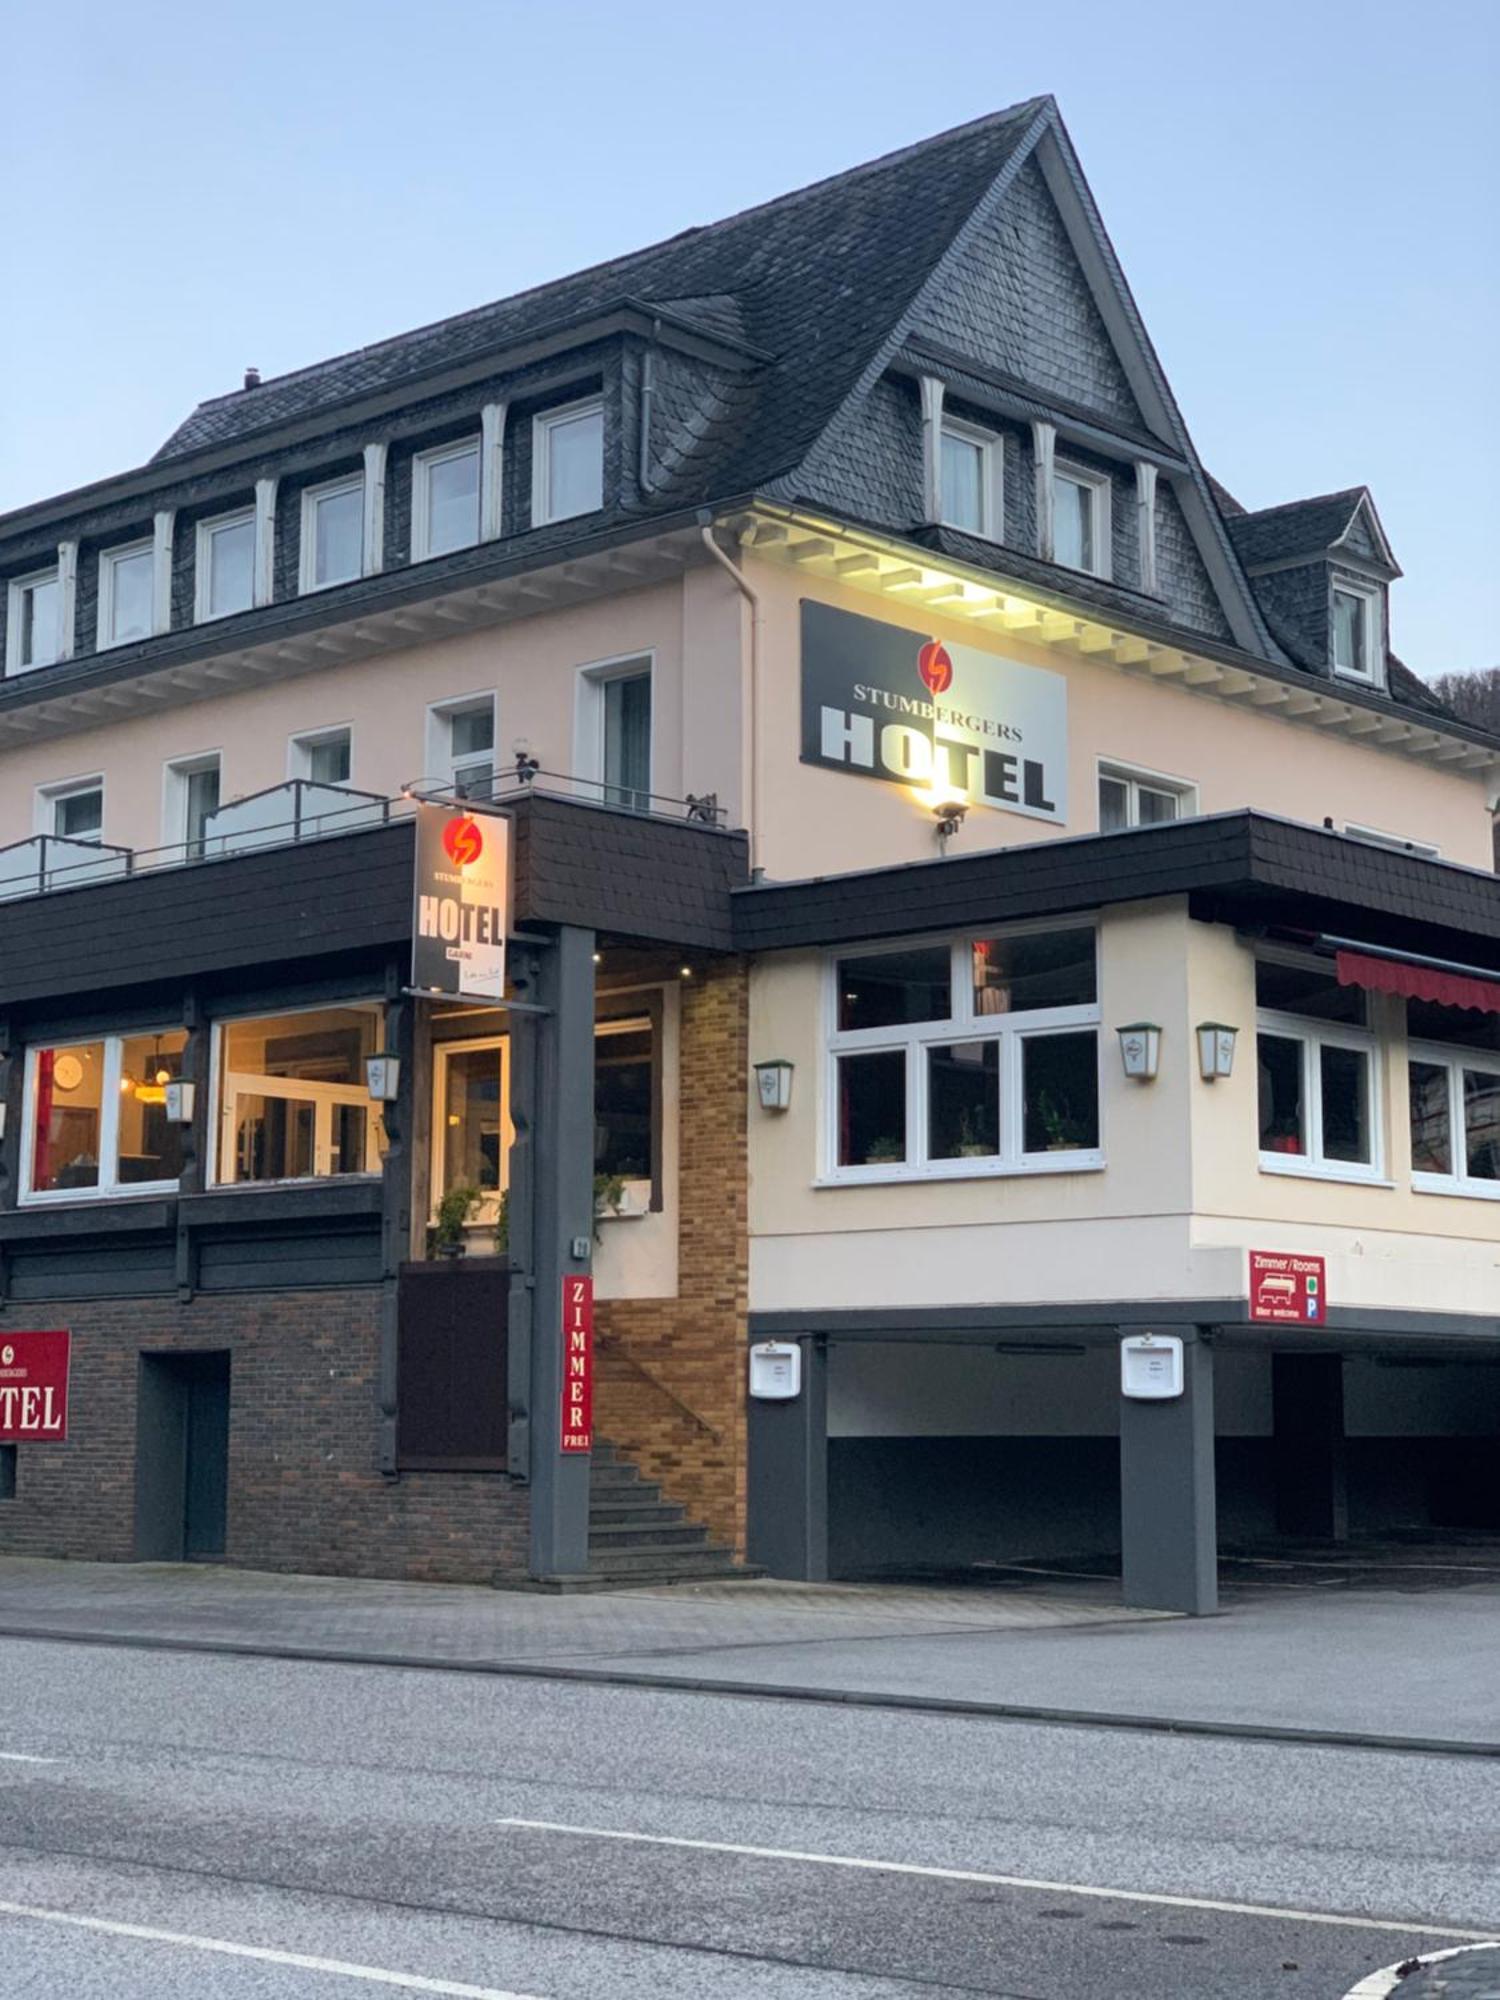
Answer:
[
  {"xmin": 411, "ymin": 803, "xmax": 510, "ymax": 1002},
  {"xmin": 560, "ymin": 1276, "xmax": 594, "ymax": 1453},
  {"xmin": 800, "ymin": 600, "xmax": 1068, "ymax": 825},
  {"xmin": 0, "ymin": 1331, "xmax": 71, "ymax": 1443}
]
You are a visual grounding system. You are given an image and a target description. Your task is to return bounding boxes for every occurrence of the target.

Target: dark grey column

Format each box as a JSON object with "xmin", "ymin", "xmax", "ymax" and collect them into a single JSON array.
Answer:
[
  {"xmin": 173, "ymin": 990, "xmax": 205, "ymax": 1300},
  {"xmin": 747, "ymin": 1337, "xmax": 828, "ymax": 1581},
  {"xmin": 1120, "ymin": 1327, "xmax": 1217, "ymax": 1615},
  {"xmin": 375, "ymin": 971, "xmax": 413, "ymax": 1478},
  {"xmin": 1273, "ymin": 1352, "xmax": 1348, "ymax": 1540},
  {"xmin": 523, "ymin": 925, "xmax": 596, "ymax": 1582}
]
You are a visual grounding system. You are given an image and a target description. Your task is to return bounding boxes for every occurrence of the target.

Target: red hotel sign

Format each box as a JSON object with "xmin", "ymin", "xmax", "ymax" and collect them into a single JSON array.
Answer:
[
  {"xmin": 1249, "ymin": 1251, "xmax": 1327, "ymax": 1325},
  {"xmin": 0, "ymin": 1330, "xmax": 71, "ymax": 1442},
  {"xmin": 560, "ymin": 1276, "xmax": 594, "ymax": 1453}
]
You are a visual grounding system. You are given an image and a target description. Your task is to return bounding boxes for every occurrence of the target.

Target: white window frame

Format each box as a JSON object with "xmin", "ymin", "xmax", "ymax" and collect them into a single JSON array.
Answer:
[
  {"xmin": 1408, "ymin": 1039, "xmax": 1500, "ymax": 1202},
  {"xmin": 288, "ymin": 724, "xmax": 354, "ymax": 786},
  {"xmin": 820, "ymin": 921, "xmax": 1104, "ymax": 1186},
  {"xmin": 298, "ymin": 473, "xmax": 365, "ymax": 594},
  {"xmin": 6, "ymin": 564, "xmax": 61, "ymax": 675},
  {"xmin": 431, "ymin": 1035, "xmax": 513, "ymax": 1227},
  {"xmin": 531, "ymin": 395, "xmax": 604, "ymax": 527},
  {"xmin": 1052, "ymin": 460, "xmax": 1112, "ymax": 578},
  {"xmin": 411, "ymin": 437, "xmax": 481, "ymax": 561},
  {"xmin": 35, "ymin": 773, "xmax": 104, "ymax": 842},
  {"xmin": 426, "ymin": 692, "xmax": 497, "ymax": 799},
  {"xmin": 96, "ymin": 538, "xmax": 157, "ymax": 650},
  {"xmin": 1256, "ymin": 986, "xmax": 1385, "ymax": 1185},
  {"xmin": 207, "ymin": 1001, "xmax": 385, "ymax": 1189},
  {"xmin": 938, "ymin": 416, "xmax": 1004, "ymax": 541},
  {"xmin": 573, "ymin": 651, "xmax": 654, "ymax": 807},
  {"xmin": 20, "ymin": 1029, "xmax": 185, "ymax": 1205},
  {"xmin": 1344, "ymin": 823, "xmax": 1438, "ymax": 860},
  {"xmin": 1096, "ymin": 759, "xmax": 1198, "ymax": 832},
  {"xmin": 162, "ymin": 751, "xmax": 222, "ymax": 855},
  {"xmin": 194, "ymin": 507, "xmax": 257, "ymax": 623},
  {"xmin": 1331, "ymin": 578, "xmax": 1383, "ymax": 685}
]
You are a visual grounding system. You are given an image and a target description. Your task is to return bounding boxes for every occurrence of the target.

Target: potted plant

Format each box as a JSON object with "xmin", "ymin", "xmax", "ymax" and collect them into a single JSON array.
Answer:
[
  {"xmin": 865, "ymin": 1136, "xmax": 904, "ymax": 1165},
  {"xmin": 954, "ymin": 1108, "xmax": 991, "ymax": 1159},
  {"xmin": 593, "ymin": 1171, "xmax": 627, "ymax": 1239},
  {"xmin": 430, "ymin": 1180, "xmax": 482, "ymax": 1258},
  {"xmin": 1037, "ymin": 1090, "xmax": 1088, "ymax": 1153},
  {"xmin": 1263, "ymin": 1117, "xmax": 1304, "ymax": 1156}
]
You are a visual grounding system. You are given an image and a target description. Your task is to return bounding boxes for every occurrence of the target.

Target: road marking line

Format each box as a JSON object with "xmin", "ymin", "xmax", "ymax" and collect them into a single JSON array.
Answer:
[
  {"xmin": 495, "ymin": 1818, "xmax": 1499, "ymax": 1945},
  {"xmin": 0, "ymin": 1901, "xmax": 547, "ymax": 1999},
  {"xmin": 1343, "ymin": 1942, "xmax": 1499, "ymax": 1998},
  {"xmin": 0, "ymin": 1752, "xmax": 55, "ymax": 1764}
]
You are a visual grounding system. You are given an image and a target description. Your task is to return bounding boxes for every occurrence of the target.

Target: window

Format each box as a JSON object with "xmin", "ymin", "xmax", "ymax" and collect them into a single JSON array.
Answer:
[
  {"xmin": 195, "ymin": 509, "xmax": 255, "ymax": 621},
  {"xmin": 532, "ymin": 397, "xmax": 603, "ymax": 525},
  {"xmin": 429, "ymin": 695, "xmax": 496, "ymax": 800},
  {"xmin": 594, "ymin": 1016, "xmax": 656, "ymax": 1185},
  {"xmin": 213, "ymin": 1005, "xmax": 383, "ymax": 1185},
  {"xmin": 39, "ymin": 777, "xmax": 103, "ymax": 843},
  {"xmin": 98, "ymin": 540, "xmax": 155, "ymax": 648},
  {"xmin": 1097, "ymin": 762, "xmax": 1196, "ymax": 832},
  {"xmin": 165, "ymin": 754, "xmax": 221, "ymax": 859},
  {"xmin": 1052, "ymin": 463, "xmax": 1111, "ymax": 577},
  {"xmin": 1344, "ymin": 824, "xmax": 1439, "ymax": 860},
  {"xmin": 1255, "ymin": 959, "xmax": 1379, "ymax": 1179},
  {"xmin": 299, "ymin": 474, "xmax": 364, "ymax": 592},
  {"xmin": 6, "ymin": 567, "xmax": 59, "ymax": 674},
  {"xmin": 290, "ymin": 726, "xmax": 353, "ymax": 787},
  {"xmin": 939, "ymin": 418, "xmax": 1003, "ymax": 539},
  {"xmin": 1331, "ymin": 581, "xmax": 1381, "ymax": 683},
  {"xmin": 576, "ymin": 656, "xmax": 652, "ymax": 811},
  {"xmin": 412, "ymin": 439, "xmax": 480, "ymax": 559},
  {"xmin": 23, "ymin": 1029, "xmax": 188, "ymax": 1201},
  {"xmin": 826, "ymin": 926, "xmax": 1101, "ymax": 1180},
  {"xmin": 1408, "ymin": 1004, "xmax": 1500, "ymax": 1199}
]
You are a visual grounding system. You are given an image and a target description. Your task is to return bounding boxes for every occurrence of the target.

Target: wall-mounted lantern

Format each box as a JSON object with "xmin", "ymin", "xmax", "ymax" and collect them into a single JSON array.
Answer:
[
  {"xmin": 365, "ymin": 1052, "xmax": 402, "ymax": 1103},
  {"xmin": 931, "ymin": 795, "xmax": 969, "ymax": 850},
  {"xmin": 1116, "ymin": 1022, "xmax": 1162, "ymax": 1081},
  {"xmin": 163, "ymin": 1079, "xmax": 197, "ymax": 1125},
  {"xmin": 754, "ymin": 1058, "xmax": 794, "ymax": 1112},
  {"xmin": 1196, "ymin": 1022, "xmax": 1238, "ymax": 1082}
]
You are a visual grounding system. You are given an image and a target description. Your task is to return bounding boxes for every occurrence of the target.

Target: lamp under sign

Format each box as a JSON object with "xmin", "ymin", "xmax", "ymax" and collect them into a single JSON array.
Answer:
[
  {"xmin": 163, "ymin": 1079, "xmax": 196, "ymax": 1125},
  {"xmin": 1116, "ymin": 1022, "xmax": 1161, "ymax": 1081},
  {"xmin": 1196, "ymin": 1022, "xmax": 1238, "ymax": 1081},
  {"xmin": 365, "ymin": 1053, "xmax": 402, "ymax": 1102},
  {"xmin": 754, "ymin": 1058, "xmax": 794, "ymax": 1112}
]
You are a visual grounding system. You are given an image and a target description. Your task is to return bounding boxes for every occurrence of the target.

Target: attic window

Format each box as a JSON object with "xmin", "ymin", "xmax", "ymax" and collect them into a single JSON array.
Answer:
[
  {"xmin": 1052, "ymin": 463, "xmax": 1111, "ymax": 579},
  {"xmin": 939, "ymin": 419, "xmax": 1003, "ymax": 540},
  {"xmin": 1331, "ymin": 581, "xmax": 1381, "ymax": 684},
  {"xmin": 532, "ymin": 397, "xmax": 603, "ymax": 526}
]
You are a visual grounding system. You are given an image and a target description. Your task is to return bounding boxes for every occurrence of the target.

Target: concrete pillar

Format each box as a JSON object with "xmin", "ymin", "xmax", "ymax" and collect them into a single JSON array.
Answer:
[
  {"xmin": 1120, "ymin": 1328, "xmax": 1217, "ymax": 1615},
  {"xmin": 1273, "ymin": 1352, "xmax": 1348, "ymax": 1541},
  {"xmin": 746, "ymin": 1336, "xmax": 828, "ymax": 1580},
  {"xmin": 513, "ymin": 925, "xmax": 596, "ymax": 1582}
]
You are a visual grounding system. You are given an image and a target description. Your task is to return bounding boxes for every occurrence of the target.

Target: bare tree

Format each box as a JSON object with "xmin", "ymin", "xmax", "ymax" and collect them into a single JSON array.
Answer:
[{"xmin": 1431, "ymin": 667, "xmax": 1500, "ymax": 734}]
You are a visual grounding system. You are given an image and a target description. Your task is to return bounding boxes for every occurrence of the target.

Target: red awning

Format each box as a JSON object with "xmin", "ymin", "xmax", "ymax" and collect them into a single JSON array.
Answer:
[{"xmin": 1336, "ymin": 949, "xmax": 1500, "ymax": 1016}]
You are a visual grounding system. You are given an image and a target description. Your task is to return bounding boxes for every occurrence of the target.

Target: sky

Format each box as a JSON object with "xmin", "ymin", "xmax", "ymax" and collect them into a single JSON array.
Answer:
[{"xmin": 1, "ymin": 0, "xmax": 1496, "ymax": 677}]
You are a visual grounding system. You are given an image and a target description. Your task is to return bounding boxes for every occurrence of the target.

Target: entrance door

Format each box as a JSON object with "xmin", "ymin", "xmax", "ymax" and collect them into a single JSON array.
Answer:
[{"xmin": 135, "ymin": 1352, "xmax": 230, "ymax": 1560}]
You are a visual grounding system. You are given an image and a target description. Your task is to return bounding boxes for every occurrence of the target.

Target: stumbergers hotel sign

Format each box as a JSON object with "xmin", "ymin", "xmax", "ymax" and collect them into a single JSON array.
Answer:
[
  {"xmin": 800, "ymin": 601, "xmax": 1068, "ymax": 824},
  {"xmin": 412, "ymin": 803, "xmax": 510, "ymax": 1001}
]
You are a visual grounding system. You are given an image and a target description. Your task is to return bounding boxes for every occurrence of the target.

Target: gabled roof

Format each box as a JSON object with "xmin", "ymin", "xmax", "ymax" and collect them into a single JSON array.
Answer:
[
  {"xmin": 1225, "ymin": 487, "xmax": 1399, "ymax": 574},
  {"xmin": 152, "ymin": 100, "xmax": 1047, "ymax": 475}
]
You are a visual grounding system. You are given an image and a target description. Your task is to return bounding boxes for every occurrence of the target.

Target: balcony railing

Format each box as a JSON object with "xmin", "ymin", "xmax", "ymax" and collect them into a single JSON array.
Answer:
[
  {"xmin": 0, "ymin": 834, "xmax": 134, "ymax": 902},
  {"xmin": 201, "ymin": 779, "xmax": 391, "ymax": 856}
]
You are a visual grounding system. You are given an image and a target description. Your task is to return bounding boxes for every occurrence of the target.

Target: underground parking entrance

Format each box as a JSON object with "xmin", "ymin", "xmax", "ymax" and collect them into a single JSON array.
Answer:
[{"xmin": 745, "ymin": 1314, "xmax": 1500, "ymax": 1612}]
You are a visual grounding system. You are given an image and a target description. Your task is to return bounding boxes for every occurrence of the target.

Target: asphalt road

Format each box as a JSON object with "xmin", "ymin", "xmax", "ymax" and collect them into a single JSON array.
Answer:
[{"xmin": 0, "ymin": 1636, "xmax": 1495, "ymax": 1998}]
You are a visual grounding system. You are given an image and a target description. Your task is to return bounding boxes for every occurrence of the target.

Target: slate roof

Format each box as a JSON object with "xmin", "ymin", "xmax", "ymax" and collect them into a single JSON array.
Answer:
[
  {"xmin": 152, "ymin": 99, "xmax": 1047, "ymax": 496},
  {"xmin": 1224, "ymin": 489, "xmax": 1370, "ymax": 568}
]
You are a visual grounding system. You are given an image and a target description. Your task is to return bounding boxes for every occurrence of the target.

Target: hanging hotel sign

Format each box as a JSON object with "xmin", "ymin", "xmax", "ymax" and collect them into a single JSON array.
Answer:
[
  {"xmin": 411, "ymin": 803, "xmax": 510, "ymax": 1002},
  {"xmin": 560, "ymin": 1276, "xmax": 594, "ymax": 1453},
  {"xmin": 1249, "ymin": 1250, "xmax": 1327, "ymax": 1325},
  {"xmin": 800, "ymin": 600, "xmax": 1068, "ymax": 824},
  {"xmin": 0, "ymin": 1331, "xmax": 71, "ymax": 1443}
]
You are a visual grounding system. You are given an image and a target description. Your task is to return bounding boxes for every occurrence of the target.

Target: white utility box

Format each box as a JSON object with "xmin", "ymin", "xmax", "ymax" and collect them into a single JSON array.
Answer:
[
  {"xmin": 1119, "ymin": 1332, "xmax": 1184, "ymax": 1401},
  {"xmin": 748, "ymin": 1341, "xmax": 801, "ymax": 1401}
]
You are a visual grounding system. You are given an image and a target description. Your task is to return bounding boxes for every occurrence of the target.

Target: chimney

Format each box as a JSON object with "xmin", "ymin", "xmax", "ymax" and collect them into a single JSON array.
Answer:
[{"xmin": 243, "ymin": 367, "xmax": 261, "ymax": 391}]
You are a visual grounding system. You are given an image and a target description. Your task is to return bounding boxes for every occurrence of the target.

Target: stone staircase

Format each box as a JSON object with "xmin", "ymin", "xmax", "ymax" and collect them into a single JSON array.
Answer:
[{"xmin": 587, "ymin": 1441, "xmax": 756, "ymax": 1586}]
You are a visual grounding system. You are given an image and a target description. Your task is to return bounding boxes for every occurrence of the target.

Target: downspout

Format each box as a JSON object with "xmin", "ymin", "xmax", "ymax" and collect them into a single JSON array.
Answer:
[
  {"xmin": 698, "ymin": 516, "xmax": 762, "ymax": 880},
  {"xmin": 638, "ymin": 319, "xmax": 661, "ymax": 497}
]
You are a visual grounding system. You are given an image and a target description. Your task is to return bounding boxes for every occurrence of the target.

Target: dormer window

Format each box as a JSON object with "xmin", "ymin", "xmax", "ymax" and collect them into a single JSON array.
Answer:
[
  {"xmin": 1331, "ymin": 580, "xmax": 1381, "ymax": 683},
  {"xmin": 532, "ymin": 397, "xmax": 603, "ymax": 526},
  {"xmin": 939, "ymin": 419, "xmax": 1003, "ymax": 540},
  {"xmin": 412, "ymin": 438, "xmax": 481, "ymax": 559},
  {"xmin": 98, "ymin": 540, "xmax": 155, "ymax": 649},
  {"xmin": 6, "ymin": 567, "xmax": 59, "ymax": 674},
  {"xmin": 299, "ymin": 474, "xmax": 365, "ymax": 593},
  {"xmin": 1052, "ymin": 462, "xmax": 1111, "ymax": 578}
]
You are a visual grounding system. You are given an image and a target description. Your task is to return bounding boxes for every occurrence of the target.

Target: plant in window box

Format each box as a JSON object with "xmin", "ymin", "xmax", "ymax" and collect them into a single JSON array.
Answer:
[
  {"xmin": 1263, "ymin": 1118, "xmax": 1304, "ymax": 1156},
  {"xmin": 864, "ymin": 1136, "xmax": 904, "ymax": 1165},
  {"xmin": 1037, "ymin": 1090, "xmax": 1090, "ymax": 1153},
  {"xmin": 954, "ymin": 1109, "xmax": 992, "ymax": 1159},
  {"xmin": 593, "ymin": 1171, "xmax": 627, "ymax": 1237},
  {"xmin": 430, "ymin": 1180, "xmax": 482, "ymax": 1259}
]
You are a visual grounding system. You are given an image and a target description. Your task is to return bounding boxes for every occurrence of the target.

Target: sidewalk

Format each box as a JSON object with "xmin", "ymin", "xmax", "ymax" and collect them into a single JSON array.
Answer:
[{"xmin": 1, "ymin": 1555, "xmax": 1496, "ymax": 1751}]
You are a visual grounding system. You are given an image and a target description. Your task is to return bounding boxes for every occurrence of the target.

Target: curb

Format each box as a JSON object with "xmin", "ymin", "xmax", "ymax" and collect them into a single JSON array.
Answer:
[
  {"xmin": 1, "ymin": 1622, "xmax": 1496, "ymax": 1759},
  {"xmin": 1342, "ymin": 1942, "xmax": 1500, "ymax": 1997}
]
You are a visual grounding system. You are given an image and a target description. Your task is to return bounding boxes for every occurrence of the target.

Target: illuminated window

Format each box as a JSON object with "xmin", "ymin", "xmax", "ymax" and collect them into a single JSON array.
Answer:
[
  {"xmin": 213, "ymin": 1005, "xmax": 383, "ymax": 1185},
  {"xmin": 22, "ymin": 1030, "xmax": 187, "ymax": 1201}
]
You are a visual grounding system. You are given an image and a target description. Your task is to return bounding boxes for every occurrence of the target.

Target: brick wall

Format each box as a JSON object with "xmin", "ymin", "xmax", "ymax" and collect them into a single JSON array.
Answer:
[
  {"xmin": 0, "ymin": 1287, "xmax": 527, "ymax": 1583},
  {"xmin": 595, "ymin": 957, "xmax": 749, "ymax": 1553}
]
